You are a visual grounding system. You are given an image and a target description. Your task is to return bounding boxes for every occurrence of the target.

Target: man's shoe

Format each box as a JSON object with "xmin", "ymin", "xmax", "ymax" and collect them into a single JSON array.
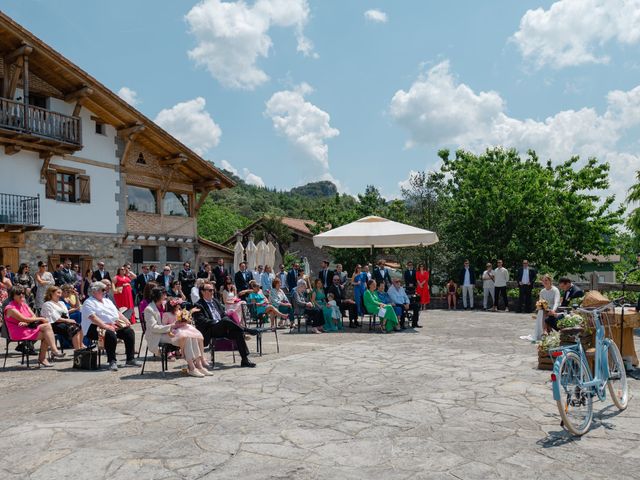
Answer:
[
  {"xmin": 240, "ymin": 359, "xmax": 256, "ymax": 368},
  {"xmin": 108, "ymin": 361, "xmax": 118, "ymax": 372},
  {"xmin": 414, "ymin": 324, "xmax": 423, "ymax": 328},
  {"xmin": 126, "ymin": 359, "xmax": 143, "ymax": 367}
]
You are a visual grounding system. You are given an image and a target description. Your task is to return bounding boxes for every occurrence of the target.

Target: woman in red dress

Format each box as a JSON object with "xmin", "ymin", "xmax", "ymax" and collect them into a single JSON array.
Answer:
[
  {"xmin": 114, "ymin": 265, "xmax": 136, "ymax": 324},
  {"xmin": 415, "ymin": 263, "xmax": 430, "ymax": 310}
]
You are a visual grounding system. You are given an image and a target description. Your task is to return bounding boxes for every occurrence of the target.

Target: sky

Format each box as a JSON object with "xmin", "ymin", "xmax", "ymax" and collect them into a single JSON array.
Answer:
[{"xmin": 3, "ymin": 0, "xmax": 640, "ymax": 201}]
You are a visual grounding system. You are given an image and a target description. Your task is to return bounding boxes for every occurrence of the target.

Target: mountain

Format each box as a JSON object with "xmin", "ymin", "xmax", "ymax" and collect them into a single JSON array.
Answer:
[{"xmin": 290, "ymin": 181, "xmax": 337, "ymax": 198}]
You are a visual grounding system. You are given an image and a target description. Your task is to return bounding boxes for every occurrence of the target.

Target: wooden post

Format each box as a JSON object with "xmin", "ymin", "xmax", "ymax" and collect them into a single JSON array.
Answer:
[{"xmin": 22, "ymin": 53, "xmax": 29, "ymax": 131}]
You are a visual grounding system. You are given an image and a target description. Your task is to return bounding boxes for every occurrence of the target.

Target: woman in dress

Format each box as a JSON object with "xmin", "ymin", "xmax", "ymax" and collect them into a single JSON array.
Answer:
[
  {"xmin": 218, "ymin": 276, "xmax": 244, "ymax": 326},
  {"xmin": 41, "ymin": 286, "xmax": 84, "ymax": 350},
  {"xmin": 292, "ymin": 279, "xmax": 324, "ymax": 334},
  {"xmin": 415, "ymin": 263, "xmax": 431, "ymax": 310},
  {"xmin": 0, "ymin": 265, "xmax": 12, "ymax": 305},
  {"xmin": 61, "ymin": 283, "xmax": 82, "ymax": 325},
  {"xmin": 246, "ymin": 280, "xmax": 289, "ymax": 329},
  {"xmin": 446, "ymin": 279, "xmax": 457, "ymax": 310},
  {"xmin": 191, "ymin": 278, "xmax": 204, "ymax": 305},
  {"xmin": 81, "ymin": 269, "xmax": 92, "ymax": 300},
  {"xmin": 540, "ymin": 274, "xmax": 561, "ymax": 334},
  {"xmin": 351, "ymin": 264, "xmax": 367, "ymax": 317},
  {"xmin": 113, "ymin": 266, "xmax": 136, "ymax": 324},
  {"xmin": 3, "ymin": 285, "xmax": 65, "ymax": 367},
  {"xmin": 138, "ymin": 281, "xmax": 159, "ymax": 329},
  {"xmin": 167, "ymin": 280, "xmax": 187, "ymax": 301},
  {"xmin": 34, "ymin": 261, "xmax": 55, "ymax": 313},
  {"xmin": 15, "ymin": 263, "xmax": 35, "ymax": 307},
  {"xmin": 310, "ymin": 278, "xmax": 335, "ymax": 332},
  {"xmin": 144, "ymin": 288, "xmax": 211, "ymax": 378},
  {"xmin": 269, "ymin": 278, "xmax": 294, "ymax": 327},
  {"xmin": 363, "ymin": 279, "xmax": 399, "ymax": 333}
]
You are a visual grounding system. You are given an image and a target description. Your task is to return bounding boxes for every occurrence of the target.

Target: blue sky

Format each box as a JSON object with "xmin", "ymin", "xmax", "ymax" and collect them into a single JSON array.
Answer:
[{"xmin": 4, "ymin": 0, "xmax": 639, "ymax": 199}]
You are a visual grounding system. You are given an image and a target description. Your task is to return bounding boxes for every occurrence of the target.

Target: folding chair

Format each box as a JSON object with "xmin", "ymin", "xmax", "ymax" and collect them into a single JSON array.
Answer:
[
  {"xmin": 247, "ymin": 303, "xmax": 279, "ymax": 356},
  {"xmin": 210, "ymin": 337, "xmax": 236, "ymax": 369},
  {"xmin": 1, "ymin": 321, "xmax": 33, "ymax": 368},
  {"xmin": 140, "ymin": 342, "xmax": 179, "ymax": 377}
]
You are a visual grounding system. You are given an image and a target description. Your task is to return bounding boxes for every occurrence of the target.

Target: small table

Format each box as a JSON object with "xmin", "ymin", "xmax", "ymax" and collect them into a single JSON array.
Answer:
[{"xmin": 608, "ymin": 307, "xmax": 640, "ymax": 366}]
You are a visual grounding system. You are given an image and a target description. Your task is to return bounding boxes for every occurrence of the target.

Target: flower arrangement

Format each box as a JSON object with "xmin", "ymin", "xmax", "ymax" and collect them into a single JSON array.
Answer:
[
  {"xmin": 537, "ymin": 331, "xmax": 560, "ymax": 354},
  {"xmin": 176, "ymin": 308, "xmax": 193, "ymax": 324},
  {"xmin": 557, "ymin": 313, "xmax": 583, "ymax": 330}
]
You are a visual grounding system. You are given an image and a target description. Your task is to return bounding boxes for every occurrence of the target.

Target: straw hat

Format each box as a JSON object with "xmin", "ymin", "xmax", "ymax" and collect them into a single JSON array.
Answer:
[{"xmin": 581, "ymin": 290, "xmax": 609, "ymax": 308}]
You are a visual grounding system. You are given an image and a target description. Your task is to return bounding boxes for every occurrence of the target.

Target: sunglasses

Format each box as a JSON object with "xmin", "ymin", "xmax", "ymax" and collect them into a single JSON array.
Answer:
[{"xmin": 203, "ymin": 288, "xmax": 214, "ymax": 292}]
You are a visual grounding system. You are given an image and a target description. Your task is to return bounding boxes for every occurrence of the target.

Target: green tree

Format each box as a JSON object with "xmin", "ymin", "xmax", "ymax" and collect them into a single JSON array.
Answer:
[
  {"xmin": 197, "ymin": 197, "xmax": 251, "ymax": 243},
  {"xmin": 628, "ymin": 170, "xmax": 640, "ymax": 235},
  {"xmin": 438, "ymin": 147, "xmax": 624, "ymax": 276}
]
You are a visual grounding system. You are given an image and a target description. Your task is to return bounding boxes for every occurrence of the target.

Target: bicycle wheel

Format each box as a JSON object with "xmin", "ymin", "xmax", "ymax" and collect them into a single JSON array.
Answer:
[
  {"xmin": 555, "ymin": 351, "xmax": 593, "ymax": 436},
  {"xmin": 606, "ymin": 342, "xmax": 628, "ymax": 410}
]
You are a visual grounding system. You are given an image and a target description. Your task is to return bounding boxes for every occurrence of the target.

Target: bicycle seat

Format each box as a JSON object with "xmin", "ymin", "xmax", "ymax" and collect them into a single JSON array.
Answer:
[{"xmin": 560, "ymin": 326, "xmax": 584, "ymax": 336}]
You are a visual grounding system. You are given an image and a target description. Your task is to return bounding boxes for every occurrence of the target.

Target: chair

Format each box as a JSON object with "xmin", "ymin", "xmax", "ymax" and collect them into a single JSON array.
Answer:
[
  {"xmin": 1, "ymin": 320, "xmax": 34, "ymax": 368},
  {"xmin": 140, "ymin": 342, "xmax": 179, "ymax": 377},
  {"xmin": 210, "ymin": 337, "xmax": 236, "ymax": 369},
  {"xmin": 291, "ymin": 312, "xmax": 309, "ymax": 333},
  {"xmin": 363, "ymin": 312, "xmax": 382, "ymax": 332},
  {"xmin": 137, "ymin": 310, "xmax": 147, "ymax": 358},
  {"xmin": 247, "ymin": 303, "xmax": 279, "ymax": 356}
]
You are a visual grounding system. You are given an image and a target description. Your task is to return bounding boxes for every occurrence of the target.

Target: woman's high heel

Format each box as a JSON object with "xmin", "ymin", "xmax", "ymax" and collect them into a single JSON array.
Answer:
[
  {"xmin": 50, "ymin": 351, "xmax": 66, "ymax": 359},
  {"xmin": 38, "ymin": 361, "xmax": 53, "ymax": 368}
]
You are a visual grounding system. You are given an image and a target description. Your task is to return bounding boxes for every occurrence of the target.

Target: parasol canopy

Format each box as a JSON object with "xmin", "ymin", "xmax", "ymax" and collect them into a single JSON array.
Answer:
[
  {"xmin": 256, "ymin": 240, "xmax": 268, "ymax": 267},
  {"xmin": 245, "ymin": 236, "xmax": 258, "ymax": 271},
  {"xmin": 233, "ymin": 235, "xmax": 245, "ymax": 273},
  {"xmin": 312, "ymin": 216, "xmax": 439, "ymax": 249}
]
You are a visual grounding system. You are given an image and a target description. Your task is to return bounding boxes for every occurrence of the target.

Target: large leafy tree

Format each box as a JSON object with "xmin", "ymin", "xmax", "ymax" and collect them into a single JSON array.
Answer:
[
  {"xmin": 628, "ymin": 170, "xmax": 640, "ymax": 235},
  {"xmin": 438, "ymin": 147, "xmax": 624, "ymax": 275}
]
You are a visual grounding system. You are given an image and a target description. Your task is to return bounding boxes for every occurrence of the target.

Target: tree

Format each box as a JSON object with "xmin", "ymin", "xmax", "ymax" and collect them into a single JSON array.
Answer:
[
  {"xmin": 254, "ymin": 216, "xmax": 294, "ymax": 257},
  {"xmin": 197, "ymin": 197, "xmax": 251, "ymax": 243},
  {"xmin": 628, "ymin": 170, "xmax": 640, "ymax": 235},
  {"xmin": 438, "ymin": 147, "xmax": 624, "ymax": 276}
]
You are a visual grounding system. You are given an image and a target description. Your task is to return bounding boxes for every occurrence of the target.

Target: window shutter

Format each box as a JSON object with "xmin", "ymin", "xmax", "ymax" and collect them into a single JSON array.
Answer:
[
  {"xmin": 45, "ymin": 169, "xmax": 57, "ymax": 199},
  {"xmin": 78, "ymin": 175, "xmax": 90, "ymax": 203}
]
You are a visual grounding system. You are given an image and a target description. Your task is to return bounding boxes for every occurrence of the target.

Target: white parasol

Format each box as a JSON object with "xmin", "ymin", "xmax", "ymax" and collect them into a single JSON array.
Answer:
[
  {"xmin": 245, "ymin": 235, "xmax": 258, "ymax": 271},
  {"xmin": 256, "ymin": 240, "xmax": 268, "ymax": 268},
  {"xmin": 233, "ymin": 233, "xmax": 245, "ymax": 273},
  {"xmin": 266, "ymin": 241, "xmax": 277, "ymax": 270}
]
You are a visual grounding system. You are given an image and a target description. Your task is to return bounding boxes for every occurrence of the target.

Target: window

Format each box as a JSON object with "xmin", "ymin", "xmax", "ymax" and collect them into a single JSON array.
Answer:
[
  {"xmin": 166, "ymin": 247, "xmax": 181, "ymax": 262},
  {"xmin": 128, "ymin": 186, "xmax": 158, "ymax": 213},
  {"xmin": 142, "ymin": 246, "xmax": 158, "ymax": 262},
  {"xmin": 95, "ymin": 122, "xmax": 105, "ymax": 135},
  {"xmin": 163, "ymin": 192, "xmax": 189, "ymax": 217},
  {"xmin": 45, "ymin": 170, "xmax": 90, "ymax": 203},
  {"xmin": 136, "ymin": 153, "xmax": 146, "ymax": 164},
  {"xmin": 28, "ymin": 93, "xmax": 48, "ymax": 109},
  {"xmin": 56, "ymin": 172, "xmax": 76, "ymax": 203}
]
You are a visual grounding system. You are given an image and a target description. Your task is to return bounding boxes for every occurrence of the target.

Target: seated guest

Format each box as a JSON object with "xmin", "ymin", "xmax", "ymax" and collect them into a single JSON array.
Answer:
[
  {"xmin": 363, "ymin": 279, "xmax": 400, "ymax": 333},
  {"xmin": 81, "ymin": 281, "xmax": 141, "ymax": 371},
  {"xmin": 192, "ymin": 281, "xmax": 256, "ymax": 368},
  {"xmin": 311, "ymin": 278, "xmax": 335, "ymax": 331},
  {"xmin": 387, "ymin": 278, "xmax": 421, "ymax": 329},
  {"xmin": 539, "ymin": 274, "xmax": 562, "ymax": 332},
  {"xmin": 61, "ymin": 284, "xmax": 82, "ymax": 325},
  {"xmin": 168, "ymin": 280, "xmax": 187, "ymax": 301},
  {"xmin": 558, "ymin": 277, "xmax": 584, "ymax": 307},
  {"xmin": 4, "ymin": 285, "xmax": 65, "ymax": 367},
  {"xmin": 246, "ymin": 280, "xmax": 289, "ymax": 329},
  {"xmin": 197, "ymin": 262, "xmax": 213, "ymax": 281},
  {"xmin": 138, "ymin": 281, "xmax": 159, "ymax": 325},
  {"xmin": 269, "ymin": 278, "xmax": 294, "ymax": 327},
  {"xmin": 144, "ymin": 289, "xmax": 211, "ymax": 378},
  {"xmin": 220, "ymin": 276, "xmax": 245, "ymax": 326},
  {"xmin": 101, "ymin": 279, "xmax": 116, "ymax": 303},
  {"xmin": 292, "ymin": 279, "xmax": 324, "ymax": 334},
  {"xmin": 327, "ymin": 275, "xmax": 358, "ymax": 328},
  {"xmin": 41, "ymin": 286, "xmax": 84, "ymax": 350},
  {"xmin": 191, "ymin": 278, "xmax": 204, "ymax": 305},
  {"xmin": 326, "ymin": 293, "xmax": 344, "ymax": 330}
]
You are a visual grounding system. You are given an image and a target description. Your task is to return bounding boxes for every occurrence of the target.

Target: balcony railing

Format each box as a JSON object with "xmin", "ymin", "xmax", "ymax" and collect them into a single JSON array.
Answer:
[
  {"xmin": 0, "ymin": 97, "xmax": 81, "ymax": 146},
  {"xmin": 0, "ymin": 193, "xmax": 40, "ymax": 228}
]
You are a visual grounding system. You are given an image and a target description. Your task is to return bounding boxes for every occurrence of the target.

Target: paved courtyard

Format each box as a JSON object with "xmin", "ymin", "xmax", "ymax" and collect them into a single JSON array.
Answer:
[{"xmin": 0, "ymin": 310, "xmax": 639, "ymax": 480}]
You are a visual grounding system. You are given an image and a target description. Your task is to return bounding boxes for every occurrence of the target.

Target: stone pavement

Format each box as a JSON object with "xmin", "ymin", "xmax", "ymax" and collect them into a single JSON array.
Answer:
[{"xmin": 0, "ymin": 311, "xmax": 639, "ymax": 480}]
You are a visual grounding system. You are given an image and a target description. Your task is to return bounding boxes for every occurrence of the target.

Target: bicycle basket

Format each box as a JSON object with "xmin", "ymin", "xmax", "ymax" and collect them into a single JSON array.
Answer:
[{"xmin": 576, "ymin": 304, "xmax": 617, "ymax": 329}]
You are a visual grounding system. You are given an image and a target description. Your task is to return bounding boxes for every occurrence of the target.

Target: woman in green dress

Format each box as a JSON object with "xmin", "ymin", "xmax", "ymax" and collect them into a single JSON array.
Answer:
[
  {"xmin": 311, "ymin": 279, "xmax": 337, "ymax": 332},
  {"xmin": 363, "ymin": 279, "xmax": 399, "ymax": 332}
]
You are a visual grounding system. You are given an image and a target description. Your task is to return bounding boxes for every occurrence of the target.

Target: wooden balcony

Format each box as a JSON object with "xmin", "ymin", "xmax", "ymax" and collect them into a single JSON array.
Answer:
[
  {"xmin": 0, "ymin": 97, "xmax": 82, "ymax": 154},
  {"xmin": 0, "ymin": 192, "xmax": 42, "ymax": 232}
]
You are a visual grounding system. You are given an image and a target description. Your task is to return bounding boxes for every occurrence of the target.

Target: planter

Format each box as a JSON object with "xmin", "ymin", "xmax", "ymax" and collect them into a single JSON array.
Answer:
[{"xmin": 537, "ymin": 349, "xmax": 554, "ymax": 370}]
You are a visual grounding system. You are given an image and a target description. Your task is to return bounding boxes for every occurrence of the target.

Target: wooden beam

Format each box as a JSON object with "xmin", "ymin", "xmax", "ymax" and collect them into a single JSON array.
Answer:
[
  {"xmin": 0, "ymin": 137, "xmax": 74, "ymax": 157},
  {"xmin": 117, "ymin": 123, "xmax": 145, "ymax": 168},
  {"xmin": 194, "ymin": 188, "xmax": 212, "ymax": 214},
  {"xmin": 117, "ymin": 123, "xmax": 145, "ymax": 137},
  {"xmin": 72, "ymin": 99, "xmax": 86, "ymax": 117},
  {"xmin": 64, "ymin": 86, "xmax": 93, "ymax": 103},
  {"xmin": 39, "ymin": 151, "xmax": 53, "ymax": 180},
  {"xmin": 3, "ymin": 58, "xmax": 23, "ymax": 98},
  {"xmin": 5, "ymin": 43, "xmax": 33, "ymax": 64},
  {"xmin": 160, "ymin": 154, "xmax": 188, "ymax": 166},
  {"xmin": 195, "ymin": 178, "xmax": 222, "ymax": 189},
  {"xmin": 4, "ymin": 145, "xmax": 21, "ymax": 155}
]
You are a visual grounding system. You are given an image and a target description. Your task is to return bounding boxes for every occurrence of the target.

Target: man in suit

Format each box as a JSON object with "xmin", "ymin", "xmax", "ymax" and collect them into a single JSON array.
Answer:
[
  {"xmin": 286, "ymin": 263, "xmax": 300, "ymax": 292},
  {"xmin": 516, "ymin": 259, "xmax": 538, "ymax": 313},
  {"xmin": 327, "ymin": 274, "xmax": 358, "ymax": 327},
  {"xmin": 318, "ymin": 260, "xmax": 333, "ymax": 292},
  {"xmin": 192, "ymin": 281, "xmax": 255, "ymax": 368},
  {"xmin": 53, "ymin": 263, "xmax": 65, "ymax": 286},
  {"xmin": 234, "ymin": 262, "xmax": 252, "ymax": 297},
  {"xmin": 160, "ymin": 265, "xmax": 174, "ymax": 291},
  {"xmin": 373, "ymin": 260, "xmax": 392, "ymax": 291},
  {"xmin": 92, "ymin": 261, "xmax": 111, "ymax": 282},
  {"xmin": 277, "ymin": 264, "xmax": 288, "ymax": 291},
  {"xmin": 178, "ymin": 261, "xmax": 196, "ymax": 293},
  {"xmin": 459, "ymin": 259, "xmax": 476, "ymax": 310},
  {"xmin": 213, "ymin": 258, "xmax": 227, "ymax": 286},
  {"xmin": 134, "ymin": 265, "xmax": 151, "ymax": 302},
  {"xmin": 558, "ymin": 277, "xmax": 584, "ymax": 307},
  {"xmin": 403, "ymin": 261, "xmax": 417, "ymax": 295}
]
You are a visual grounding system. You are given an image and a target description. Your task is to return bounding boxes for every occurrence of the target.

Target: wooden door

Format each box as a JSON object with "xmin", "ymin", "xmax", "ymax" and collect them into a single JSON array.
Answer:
[
  {"xmin": 0, "ymin": 247, "xmax": 19, "ymax": 271},
  {"xmin": 79, "ymin": 256, "xmax": 93, "ymax": 278}
]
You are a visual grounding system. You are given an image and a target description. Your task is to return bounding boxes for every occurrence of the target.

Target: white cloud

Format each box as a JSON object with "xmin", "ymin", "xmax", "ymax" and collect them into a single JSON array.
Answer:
[
  {"xmin": 220, "ymin": 159, "xmax": 265, "ymax": 187},
  {"xmin": 364, "ymin": 9, "xmax": 388, "ymax": 23},
  {"xmin": 512, "ymin": 0, "xmax": 640, "ymax": 68},
  {"xmin": 389, "ymin": 60, "xmax": 640, "ymax": 201},
  {"xmin": 117, "ymin": 87, "xmax": 139, "ymax": 107},
  {"xmin": 154, "ymin": 97, "xmax": 222, "ymax": 155},
  {"xmin": 265, "ymin": 83, "xmax": 340, "ymax": 183},
  {"xmin": 185, "ymin": 0, "xmax": 315, "ymax": 90}
]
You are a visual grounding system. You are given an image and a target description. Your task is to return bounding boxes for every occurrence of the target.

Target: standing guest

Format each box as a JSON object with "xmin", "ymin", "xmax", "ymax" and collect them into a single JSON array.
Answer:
[
  {"xmin": 286, "ymin": 263, "xmax": 300, "ymax": 292},
  {"xmin": 318, "ymin": 260, "xmax": 333, "ymax": 292},
  {"xmin": 516, "ymin": 259, "xmax": 537, "ymax": 313},
  {"xmin": 148, "ymin": 264, "xmax": 159, "ymax": 280},
  {"xmin": 363, "ymin": 279, "xmax": 400, "ymax": 332},
  {"xmin": 192, "ymin": 281, "xmax": 256, "ymax": 368},
  {"xmin": 72, "ymin": 264, "xmax": 83, "ymax": 292},
  {"xmin": 191, "ymin": 278, "xmax": 205, "ymax": 305},
  {"xmin": 252, "ymin": 265, "xmax": 264, "ymax": 285},
  {"xmin": 388, "ymin": 278, "xmax": 420, "ymax": 329},
  {"xmin": 114, "ymin": 266, "xmax": 136, "ymax": 324},
  {"xmin": 52, "ymin": 263, "xmax": 65, "ymax": 286},
  {"xmin": 168, "ymin": 280, "xmax": 187, "ymax": 301},
  {"xmin": 61, "ymin": 283, "xmax": 82, "ymax": 325},
  {"xmin": 326, "ymin": 293, "xmax": 343, "ymax": 331},
  {"xmin": 493, "ymin": 259, "xmax": 510, "ymax": 312},
  {"xmin": 92, "ymin": 261, "xmax": 111, "ymax": 282},
  {"xmin": 41, "ymin": 286, "xmax": 84, "ymax": 350},
  {"xmin": 178, "ymin": 261, "xmax": 196, "ymax": 294},
  {"xmin": 213, "ymin": 258, "xmax": 227, "ymax": 287},
  {"xmin": 292, "ymin": 279, "xmax": 325, "ymax": 334},
  {"xmin": 311, "ymin": 278, "xmax": 335, "ymax": 331},
  {"xmin": 197, "ymin": 263, "xmax": 214, "ymax": 281},
  {"xmin": 351, "ymin": 264, "xmax": 367, "ymax": 317},
  {"xmin": 327, "ymin": 275, "xmax": 358, "ymax": 328},
  {"xmin": 15, "ymin": 263, "xmax": 35, "ymax": 307},
  {"xmin": 160, "ymin": 265, "xmax": 174, "ymax": 291},
  {"xmin": 145, "ymin": 290, "xmax": 211, "ymax": 378},
  {"xmin": 364, "ymin": 264, "xmax": 372, "ymax": 281},
  {"xmin": 59, "ymin": 259, "xmax": 76, "ymax": 286},
  {"xmin": 415, "ymin": 263, "xmax": 431, "ymax": 310},
  {"xmin": 81, "ymin": 269, "xmax": 92, "ymax": 300},
  {"xmin": 270, "ymin": 278, "xmax": 294, "ymax": 326},
  {"xmin": 373, "ymin": 260, "xmax": 392, "ymax": 291},
  {"xmin": 335, "ymin": 264, "xmax": 348, "ymax": 287},
  {"xmin": 558, "ymin": 277, "xmax": 585, "ymax": 307},
  {"xmin": 34, "ymin": 261, "xmax": 55, "ymax": 312},
  {"xmin": 234, "ymin": 262, "xmax": 252, "ymax": 297},
  {"xmin": 0, "ymin": 265, "xmax": 12, "ymax": 304},
  {"xmin": 404, "ymin": 261, "xmax": 417, "ymax": 295},
  {"xmin": 4, "ymin": 265, "xmax": 15, "ymax": 284},
  {"xmin": 446, "ymin": 279, "xmax": 457, "ymax": 309},
  {"xmin": 277, "ymin": 264, "xmax": 288, "ymax": 291},
  {"xmin": 481, "ymin": 263, "xmax": 495, "ymax": 311},
  {"xmin": 342, "ymin": 279, "xmax": 361, "ymax": 328},
  {"xmin": 260, "ymin": 265, "xmax": 275, "ymax": 295},
  {"xmin": 134, "ymin": 265, "xmax": 151, "ymax": 303},
  {"xmin": 459, "ymin": 260, "xmax": 476, "ymax": 310},
  {"xmin": 82, "ymin": 281, "xmax": 141, "ymax": 371},
  {"xmin": 4, "ymin": 285, "xmax": 65, "ymax": 367}
]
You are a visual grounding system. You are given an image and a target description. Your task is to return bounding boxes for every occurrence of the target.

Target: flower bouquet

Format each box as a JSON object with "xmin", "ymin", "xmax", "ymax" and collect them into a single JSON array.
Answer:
[
  {"xmin": 557, "ymin": 313, "xmax": 583, "ymax": 330},
  {"xmin": 535, "ymin": 299, "xmax": 549, "ymax": 311}
]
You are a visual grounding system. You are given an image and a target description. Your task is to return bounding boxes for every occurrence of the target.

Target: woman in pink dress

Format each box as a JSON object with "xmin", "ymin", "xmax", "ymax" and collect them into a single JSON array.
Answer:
[
  {"xmin": 161, "ymin": 297, "xmax": 210, "ymax": 371},
  {"xmin": 220, "ymin": 275, "xmax": 245, "ymax": 326},
  {"xmin": 3, "ymin": 285, "xmax": 65, "ymax": 367},
  {"xmin": 114, "ymin": 266, "xmax": 136, "ymax": 324},
  {"xmin": 415, "ymin": 263, "xmax": 431, "ymax": 310}
]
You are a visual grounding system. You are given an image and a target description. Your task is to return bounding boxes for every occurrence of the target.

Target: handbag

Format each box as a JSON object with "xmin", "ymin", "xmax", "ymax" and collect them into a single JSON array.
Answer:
[
  {"xmin": 73, "ymin": 347, "xmax": 98, "ymax": 370},
  {"xmin": 377, "ymin": 306, "xmax": 387, "ymax": 318}
]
